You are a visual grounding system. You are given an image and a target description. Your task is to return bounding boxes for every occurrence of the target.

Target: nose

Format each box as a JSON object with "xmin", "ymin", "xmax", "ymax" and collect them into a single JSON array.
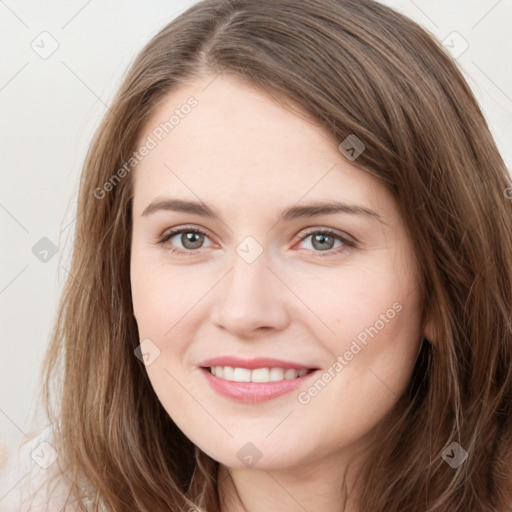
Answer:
[{"xmin": 210, "ymin": 249, "xmax": 290, "ymax": 338}]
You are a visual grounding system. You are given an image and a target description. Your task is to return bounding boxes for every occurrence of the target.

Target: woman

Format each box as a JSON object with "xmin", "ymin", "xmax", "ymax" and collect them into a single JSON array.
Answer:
[{"xmin": 2, "ymin": 0, "xmax": 511, "ymax": 510}]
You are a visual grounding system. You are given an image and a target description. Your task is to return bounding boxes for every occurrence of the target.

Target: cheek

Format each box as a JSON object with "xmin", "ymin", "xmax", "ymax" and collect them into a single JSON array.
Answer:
[
  {"xmin": 292, "ymin": 256, "xmax": 422, "ymax": 404},
  {"xmin": 130, "ymin": 250, "xmax": 210, "ymax": 338},
  {"xmin": 130, "ymin": 256, "xmax": 207, "ymax": 428},
  {"xmin": 288, "ymin": 255, "xmax": 419, "ymax": 356},
  {"xmin": 130, "ymin": 254, "xmax": 218, "ymax": 402},
  {"xmin": 292, "ymin": 308, "xmax": 420, "ymax": 459}
]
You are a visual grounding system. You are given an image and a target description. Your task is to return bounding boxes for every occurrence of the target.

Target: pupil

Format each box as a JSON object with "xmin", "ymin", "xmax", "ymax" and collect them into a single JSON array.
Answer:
[
  {"xmin": 313, "ymin": 234, "xmax": 333, "ymax": 250},
  {"xmin": 182, "ymin": 232, "xmax": 203, "ymax": 249}
]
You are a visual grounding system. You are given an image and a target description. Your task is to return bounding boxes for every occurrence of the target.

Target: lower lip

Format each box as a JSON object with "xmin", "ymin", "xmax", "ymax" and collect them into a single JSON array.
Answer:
[{"xmin": 200, "ymin": 367, "xmax": 319, "ymax": 403}]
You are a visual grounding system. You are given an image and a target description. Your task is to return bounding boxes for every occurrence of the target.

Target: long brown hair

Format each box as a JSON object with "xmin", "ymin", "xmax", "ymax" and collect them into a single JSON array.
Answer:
[{"xmin": 40, "ymin": 0, "xmax": 512, "ymax": 510}]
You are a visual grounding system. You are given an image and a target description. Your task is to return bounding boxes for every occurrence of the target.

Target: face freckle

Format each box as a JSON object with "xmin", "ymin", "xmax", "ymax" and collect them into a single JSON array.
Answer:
[{"xmin": 129, "ymin": 73, "xmax": 424, "ymax": 475}]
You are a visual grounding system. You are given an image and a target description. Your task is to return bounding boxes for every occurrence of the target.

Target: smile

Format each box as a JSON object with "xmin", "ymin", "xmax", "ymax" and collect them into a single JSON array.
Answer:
[
  {"xmin": 197, "ymin": 356, "xmax": 321, "ymax": 403},
  {"xmin": 208, "ymin": 366, "xmax": 311, "ymax": 382},
  {"xmin": 199, "ymin": 366, "xmax": 320, "ymax": 403}
]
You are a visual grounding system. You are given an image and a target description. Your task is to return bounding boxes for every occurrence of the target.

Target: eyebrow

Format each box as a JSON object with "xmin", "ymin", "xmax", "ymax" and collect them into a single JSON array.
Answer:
[{"xmin": 142, "ymin": 198, "xmax": 384, "ymax": 224}]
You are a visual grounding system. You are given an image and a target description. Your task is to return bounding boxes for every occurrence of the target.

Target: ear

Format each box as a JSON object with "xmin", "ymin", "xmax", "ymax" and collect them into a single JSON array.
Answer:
[
  {"xmin": 127, "ymin": 306, "xmax": 136, "ymax": 320},
  {"xmin": 422, "ymin": 315, "xmax": 434, "ymax": 344}
]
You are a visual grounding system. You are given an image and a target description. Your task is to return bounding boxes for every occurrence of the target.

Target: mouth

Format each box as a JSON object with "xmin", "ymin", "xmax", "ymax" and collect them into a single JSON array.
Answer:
[
  {"xmin": 201, "ymin": 365, "xmax": 317, "ymax": 382},
  {"xmin": 197, "ymin": 357, "xmax": 321, "ymax": 403}
]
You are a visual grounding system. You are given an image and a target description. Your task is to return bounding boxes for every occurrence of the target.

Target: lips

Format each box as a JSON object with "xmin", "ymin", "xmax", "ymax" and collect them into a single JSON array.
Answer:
[{"xmin": 198, "ymin": 356, "xmax": 321, "ymax": 403}]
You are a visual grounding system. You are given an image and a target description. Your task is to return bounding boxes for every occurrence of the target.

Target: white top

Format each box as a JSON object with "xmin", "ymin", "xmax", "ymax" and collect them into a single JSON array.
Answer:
[{"xmin": 0, "ymin": 426, "xmax": 82, "ymax": 511}]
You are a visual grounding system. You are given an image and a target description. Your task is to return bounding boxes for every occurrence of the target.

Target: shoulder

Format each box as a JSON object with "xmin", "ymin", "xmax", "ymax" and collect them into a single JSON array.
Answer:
[{"xmin": 0, "ymin": 425, "xmax": 80, "ymax": 512}]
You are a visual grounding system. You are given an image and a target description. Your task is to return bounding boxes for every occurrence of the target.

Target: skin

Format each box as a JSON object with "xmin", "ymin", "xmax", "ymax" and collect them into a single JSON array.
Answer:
[{"xmin": 130, "ymin": 73, "xmax": 427, "ymax": 512}]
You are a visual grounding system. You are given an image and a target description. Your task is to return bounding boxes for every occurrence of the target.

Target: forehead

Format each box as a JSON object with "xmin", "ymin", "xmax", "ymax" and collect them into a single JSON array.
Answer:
[{"xmin": 131, "ymin": 74, "xmax": 387, "ymax": 216}]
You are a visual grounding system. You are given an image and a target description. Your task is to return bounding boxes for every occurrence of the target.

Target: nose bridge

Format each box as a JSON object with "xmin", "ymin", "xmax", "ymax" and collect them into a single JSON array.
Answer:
[{"xmin": 211, "ymin": 241, "xmax": 289, "ymax": 335}]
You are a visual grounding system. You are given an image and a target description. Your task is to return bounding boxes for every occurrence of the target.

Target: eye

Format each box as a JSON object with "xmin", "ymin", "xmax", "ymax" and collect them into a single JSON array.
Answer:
[
  {"xmin": 294, "ymin": 228, "xmax": 356, "ymax": 257},
  {"xmin": 156, "ymin": 226, "xmax": 214, "ymax": 255},
  {"xmin": 156, "ymin": 226, "xmax": 356, "ymax": 257}
]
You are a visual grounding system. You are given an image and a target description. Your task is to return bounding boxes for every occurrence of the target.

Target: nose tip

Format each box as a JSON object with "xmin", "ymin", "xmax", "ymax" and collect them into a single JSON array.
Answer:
[{"xmin": 210, "ymin": 258, "xmax": 290, "ymax": 337}]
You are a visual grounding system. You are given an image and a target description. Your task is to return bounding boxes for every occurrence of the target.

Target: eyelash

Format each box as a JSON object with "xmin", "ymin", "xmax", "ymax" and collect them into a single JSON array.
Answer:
[{"xmin": 156, "ymin": 225, "xmax": 356, "ymax": 257}]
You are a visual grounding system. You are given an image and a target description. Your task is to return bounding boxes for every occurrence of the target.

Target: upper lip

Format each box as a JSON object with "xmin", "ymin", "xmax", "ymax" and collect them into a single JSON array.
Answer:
[{"xmin": 198, "ymin": 356, "xmax": 319, "ymax": 371}]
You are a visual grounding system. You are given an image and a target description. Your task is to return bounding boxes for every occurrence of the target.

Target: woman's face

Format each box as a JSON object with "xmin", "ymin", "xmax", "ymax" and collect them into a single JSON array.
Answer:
[{"xmin": 130, "ymin": 73, "xmax": 424, "ymax": 472}]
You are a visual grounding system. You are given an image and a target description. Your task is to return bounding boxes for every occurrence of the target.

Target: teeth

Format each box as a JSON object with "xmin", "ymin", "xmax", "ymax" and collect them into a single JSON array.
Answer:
[
  {"xmin": 251, "ymin": 368, "xmax": 270, "ymax": 382},
  {"xmin": 233, "ymin": 367, "xmax": 251, "ymax": 382},
  {"xmin": 284, "ymin": 368, "xmax": 298, "ymax": 379},
  {"xmin": 223, "ymin": 366, "xmax": 234, "ymax": 380},
  {"xmin": 270, "ymin": 367, "xmax": 285, "ymax": 381},
  {"xmin": 210, "ymin": 366, "xmax": 310, "ymax": 382}
]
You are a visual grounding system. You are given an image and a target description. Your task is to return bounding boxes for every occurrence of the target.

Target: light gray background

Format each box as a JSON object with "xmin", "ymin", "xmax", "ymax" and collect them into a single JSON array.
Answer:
[{"xmin": 1, "ymin": 0, "xmax": 511, "ymax": 454}]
